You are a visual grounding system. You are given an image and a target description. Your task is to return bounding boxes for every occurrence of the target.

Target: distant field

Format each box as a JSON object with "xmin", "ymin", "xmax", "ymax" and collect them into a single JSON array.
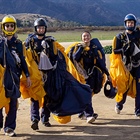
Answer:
[{"xmin": 18, "ymin": 30, "xmax": 120, "ymax": 42}]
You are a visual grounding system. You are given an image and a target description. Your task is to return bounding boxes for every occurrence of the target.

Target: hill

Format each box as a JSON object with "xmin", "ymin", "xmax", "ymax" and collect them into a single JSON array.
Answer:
[{"xmin": 0, "ymin": 0, "xmax": 140, "ymax": 25}]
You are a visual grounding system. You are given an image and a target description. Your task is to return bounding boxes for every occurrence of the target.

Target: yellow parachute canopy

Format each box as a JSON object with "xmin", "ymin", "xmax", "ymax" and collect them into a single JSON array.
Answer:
[
  {"xmin": 110, "ymin": 37, "xmax": 136, "ymax": 102},
  {"xmin": 0, "ymin": 65, "xmax": 10, "ymax": 110},
  {"xmin": 20, "ymin": 44, "xmax": 46, "ymax": 107}
]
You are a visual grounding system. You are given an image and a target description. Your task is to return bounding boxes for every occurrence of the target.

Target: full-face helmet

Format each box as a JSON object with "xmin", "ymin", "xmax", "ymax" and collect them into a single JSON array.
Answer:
[
  {"xmin": 34, "ymin": 18, "xmax": 47, "ymax": 36},
  {"xmin": 124, "ymin": 14, "xmax": 137, "ymax": 31},
  {"xmin": 1, "ymin": 15, "xmax": 17, "ymax": 36}
]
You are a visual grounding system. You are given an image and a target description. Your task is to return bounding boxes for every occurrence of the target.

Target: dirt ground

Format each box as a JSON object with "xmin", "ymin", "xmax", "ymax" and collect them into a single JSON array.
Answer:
[{"xmin": 0, "ymin": 40, "xmax": 140, "ymax": 140}]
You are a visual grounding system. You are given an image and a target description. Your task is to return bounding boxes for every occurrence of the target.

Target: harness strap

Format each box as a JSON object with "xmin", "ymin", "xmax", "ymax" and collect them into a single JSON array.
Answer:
[{"xmin": 29, "ymin": 38, "xmax": 39, "ymax": 64}]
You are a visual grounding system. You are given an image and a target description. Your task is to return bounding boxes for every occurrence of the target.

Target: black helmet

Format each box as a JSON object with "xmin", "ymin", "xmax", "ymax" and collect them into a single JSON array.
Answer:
[
  {"xmin": 104, "ymin": 80, "xmax": 117, "ymax": 99},
  {"xmin": 34, "ymin": 18, "xmax": 47, "ymax": 36},
  {"xmin": 124, "ymin": 14, "xmax": 137, "ymax": 31}
]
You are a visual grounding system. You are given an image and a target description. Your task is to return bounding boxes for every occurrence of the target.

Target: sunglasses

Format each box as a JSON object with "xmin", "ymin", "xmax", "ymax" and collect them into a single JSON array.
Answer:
[{"xmin": 5, "ymin": 24, "xmax": 14, "ymax": 28}]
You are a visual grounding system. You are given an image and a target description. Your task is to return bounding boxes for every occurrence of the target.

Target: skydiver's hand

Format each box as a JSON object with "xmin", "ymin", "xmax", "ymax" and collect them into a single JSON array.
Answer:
[{"xmin": 26, "ymin": 77, "xmax": 32, "ymax": 88}]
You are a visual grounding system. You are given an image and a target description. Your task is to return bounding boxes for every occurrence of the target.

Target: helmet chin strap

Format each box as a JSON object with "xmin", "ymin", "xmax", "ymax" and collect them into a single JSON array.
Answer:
[
  {"xmin": 125, "ymin": 26, "xmax": 135, "ymax": 31},
  {"xmin": 124, "ymin": 21, "xmax": 136, "ymax": 32}
]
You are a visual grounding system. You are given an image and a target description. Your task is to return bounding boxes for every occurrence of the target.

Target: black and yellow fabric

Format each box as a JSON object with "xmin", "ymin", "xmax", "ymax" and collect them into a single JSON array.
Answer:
[
  {"xmin": 20, "ymin": 44, "xmax": 46, "ymax": 107},
  {"xmin": 0, "ymin": 38, "xmax": 19, "ymax": 114},
  {"xmin": 44, "ymin": 42, "xmax": 92, "ymax": 123},
  {"xmin": 44, "ymin": 50, "xmax": 92, "ymax": 116},
  {"xmin": 65, "ymin": 41, "xmax": 106, "ymax": 95},
  {"xmin": 21, "ymin": 40, "xmax": 90, "ymax": 124},
  {"xmin": 52, "ymin": 115, "xmax": 71, "ymax": 124},
  {"xmin": 0, "ymin": 65, "xmax": 10, "ymax": 109},
  {"xmin": 110, "ymin": 37, "xmax": 136, "ymax": 102},
  {"xmin": 55, "ymin": 41, "xmax": 86, "ymax": 84}
]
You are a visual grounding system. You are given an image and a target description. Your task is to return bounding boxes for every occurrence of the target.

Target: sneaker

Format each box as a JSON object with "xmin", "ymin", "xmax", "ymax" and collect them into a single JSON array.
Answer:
[
  {"xmin": 31, "ymin": 119, "xmax": 39, "ymax": 130},
  {"xmin": 115, "ymin": 106, "xmax": 121, "ymax": 114},
  {"xmin": 93, "ymin": 113, "xmax": 98, "ymax": 119},
  {"xmin": 87, "ymin": 116, "xmax": 95, "ymax": 123},
  {"xmin": 135, "ymin": 113, "xmax": 140, "ymax": 118},
  {"xmin": 5, "ymin": 128, "xmax": 16, "ymax": 137},
  {"xmin": 43, "ymin": 122, "xmax": 51, "ymax": 127}
]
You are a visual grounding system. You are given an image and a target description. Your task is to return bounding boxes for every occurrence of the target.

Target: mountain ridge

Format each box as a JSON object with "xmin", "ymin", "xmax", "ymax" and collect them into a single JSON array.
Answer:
[{"xmin": 0, "ymin": 0, "xmax": 140, "ymax": 26}]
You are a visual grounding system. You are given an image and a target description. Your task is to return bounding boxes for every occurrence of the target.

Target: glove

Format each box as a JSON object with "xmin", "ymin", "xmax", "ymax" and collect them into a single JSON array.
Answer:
[
  {"xmin": 41, "ymin": 40, "xmax": 49, "ymax": 49},
  {"xmin": 41, "ymin": 40, "xmax": 46, "ymax": 49}
]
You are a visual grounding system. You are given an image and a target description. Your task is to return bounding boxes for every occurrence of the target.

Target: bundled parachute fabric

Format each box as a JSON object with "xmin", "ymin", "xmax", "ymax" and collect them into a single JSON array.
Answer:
[
  {"xmin": 110, "ymin": 53, "xmax": 135, "ymax": 102},
  {"xmin": 55, "ymin": 41, "xmax": 85, "ymax": 84},
  {"xmin": 65, "ymin": 40, "xmax": 106, "ymax": 94},
  {"xmin": 0, "ymin": 38, "xmax": 21, "ymax": 99},
  {"xmin": 65, "ymin": 42, "xmax": 92, "ymax": 84},
  {"xmin": 91, "ymin": 38, "xmax": 112, "ymax": 54},
  {"xmin": 0, "ymin": 39, "xmax": 5, "ymax": 67},
  {"xmin": 20, "ymin": 47, "xmax": 46, "ymax": 106},
  {"xmin": 0, "ymin": 65, "xmax": 10, "ymax": 114},
  {"xmin": 66, "ymin": 59, "xmax": 85, "ymax": 83},
  {"xmin": 4, "ymin": 67, "xmax": 21, "ymax": 98},
  {"xmin": 65, "ymin": 42, "xmax": 79, "ymax": 55},
  {"xmin": 44, "ymin": 51, "xmax": 92, "ymax": 116},
  {"xmin": 0, "ymin": 65, "xmax": 10, "ymax": 109},
  {"xmin": 86, "ymin": 66, "xmax": 104, "ymax": 94},
  {"xmin": 90, "ymin": 38, "xmax": 105, "ymax": 57},
  {"xmin": 0, "ymin": 38, "xmax": 19, "ymax": 112},
  {"xmin": 51, "ymin": 41, "xmax": 87, "ymax": 123},
  {"xmin": 52, "ymin": 114, "xmax": 71, "ymax": 124}
]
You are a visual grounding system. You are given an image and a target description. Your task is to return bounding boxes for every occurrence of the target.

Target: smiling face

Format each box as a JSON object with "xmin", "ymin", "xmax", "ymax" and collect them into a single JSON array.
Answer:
[
  {"xmin": 36, "ymin": 26, "xmax": 46, "ymax": 35},
  {"xmin": 81, "ymin": 31, "xmax": 91, "ymax": 45},
  {"xmin": 126, "ymin": 20, "xmax": 135, "ymax": 28}
]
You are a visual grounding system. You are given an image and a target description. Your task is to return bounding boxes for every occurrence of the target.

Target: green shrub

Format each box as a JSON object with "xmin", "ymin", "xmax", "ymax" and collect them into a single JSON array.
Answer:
[{"xmin": 103, "ymin": 45, "xmax": 112, "ymax": 54}]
